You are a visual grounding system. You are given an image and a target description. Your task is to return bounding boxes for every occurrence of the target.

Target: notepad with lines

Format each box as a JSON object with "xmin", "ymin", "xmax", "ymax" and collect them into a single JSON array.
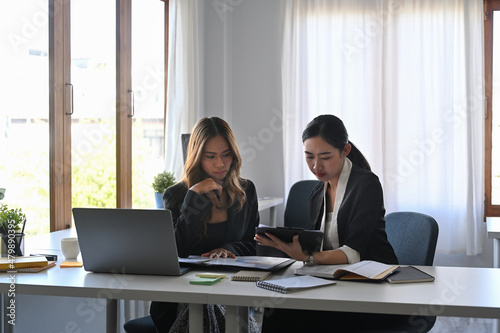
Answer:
[
  {"xmin": 231, "ymin": 270, "xmax": 272, "ymax": 281},
  {"xmin": 256, "ymin": 275, "xmax": 336, "ymax": 293},
  {"xmin": 0, "ymin": 261, "xmax": 56, "ymax": 273}
]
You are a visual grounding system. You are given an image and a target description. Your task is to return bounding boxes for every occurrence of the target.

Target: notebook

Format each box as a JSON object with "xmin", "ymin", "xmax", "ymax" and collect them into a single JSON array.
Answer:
[
  {"xmin": 386, "ymin": 266, "xmax": 435, "ymax": 284},
  {"xmin": 0, "ymin": 261, "xmax": 56, "ymax": 273},
  {"xmin": 295, "ymin": 260, "xmax": 398, "ymax": 281},
  {"xmin": 72, "ymin": 208, "xmax": 192, "ymax": 276},
  {"xmin": 256, "ymin": 275, "xmax": 336, "ymax": 293},
  {"xmin": 231, "ymin": 270, "xmax": 272, "ymax": 281}
]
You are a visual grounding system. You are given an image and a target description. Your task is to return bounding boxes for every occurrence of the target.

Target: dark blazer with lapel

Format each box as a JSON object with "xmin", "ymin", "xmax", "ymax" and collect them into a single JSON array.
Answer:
[
  {"xmin": 163, "ymin": 179, "xmax": 259, "ymax": 257},
  {"xmin": 309, "ymin": 164, "xmax": 398, "ymax": 264}
]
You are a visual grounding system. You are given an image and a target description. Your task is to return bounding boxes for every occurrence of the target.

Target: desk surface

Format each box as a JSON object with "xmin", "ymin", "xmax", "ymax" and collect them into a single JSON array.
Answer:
[
  {"xmin": 257, "ymin": 197, "xmax": 283, "ymax": 211},
  {"xmin": 2, "ymin": 228, "xmax": 500, "ymax": 321},
  {"xmin": 2, "ymin": 264, "xmax": 500, "ymax": 319},
  {"xmin": 487, "ymin": 217, "xmax": 500, "ymax": 238}
]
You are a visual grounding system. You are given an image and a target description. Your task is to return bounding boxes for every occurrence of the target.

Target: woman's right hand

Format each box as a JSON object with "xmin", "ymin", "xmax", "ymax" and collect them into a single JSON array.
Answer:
[
  {"xmin": 189, "ymin": 178, "xmax": 222, "ymax": 198},
  {"xmin": 255, "ymin": 234, "xmax": 308, "ymax": 262}
]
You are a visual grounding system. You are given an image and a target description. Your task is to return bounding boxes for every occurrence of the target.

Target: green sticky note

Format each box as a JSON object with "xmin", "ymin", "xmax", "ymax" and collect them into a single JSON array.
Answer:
[{"xmin": 190, "ymin": 277, "xmax": 221, "ymax": 285}]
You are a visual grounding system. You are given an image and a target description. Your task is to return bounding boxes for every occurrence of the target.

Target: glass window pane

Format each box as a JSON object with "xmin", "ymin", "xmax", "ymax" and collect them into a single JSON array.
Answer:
[
  {"xmin": 131, "ymin": 0, "xmax": 165, "ymax": 208},
  {"xmin": 71, "ymin": 0, "xmax": 116, "ymax": 208},
  {"xmin": 492, "ymin": 13, "xmax": 500, "ymax": 205},
  {"xmin": 0, "ymin": 1, "xmax": 50, "ymax": 236}
]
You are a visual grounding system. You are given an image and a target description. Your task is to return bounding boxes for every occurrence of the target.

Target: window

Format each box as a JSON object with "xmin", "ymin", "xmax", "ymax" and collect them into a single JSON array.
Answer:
[
  {"xmin": 0, "ymin": 0, "xmax": 50, "ymax": 235},
  {"xmin": 1, "ymin": 0, "xmax": 167, "ymax": 234},
  {"xmin": 70, "ymin": 0, "xmax": 117, "ymax": 209},
  {"xmin": 131, "ymin": 0, "xmax": 165, "ymax": 209}
]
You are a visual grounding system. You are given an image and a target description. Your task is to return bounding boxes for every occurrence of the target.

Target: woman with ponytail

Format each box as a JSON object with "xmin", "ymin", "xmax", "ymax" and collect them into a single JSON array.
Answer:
[{"xmin": 256, "ymin": 114, "xmax": 406, "ymax": 332}]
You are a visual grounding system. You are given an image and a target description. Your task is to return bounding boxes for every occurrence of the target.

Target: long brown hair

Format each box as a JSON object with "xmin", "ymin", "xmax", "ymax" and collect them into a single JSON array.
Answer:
[{"xmin": 183, "ymin": 117, "xmax": 246, "ymax": 210}]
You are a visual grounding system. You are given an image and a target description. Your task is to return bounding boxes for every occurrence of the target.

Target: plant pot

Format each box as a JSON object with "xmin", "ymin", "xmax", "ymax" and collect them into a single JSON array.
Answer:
[
  {"xmin": 1, "ymin": 232, "xmax": 25, "ymax": 257},
  {"xmin": 154, "ymin": 192, "xmax": 164, "ymax": 209}
]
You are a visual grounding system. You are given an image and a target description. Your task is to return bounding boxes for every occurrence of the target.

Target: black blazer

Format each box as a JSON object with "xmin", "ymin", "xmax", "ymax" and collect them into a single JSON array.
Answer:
[
  {"xmin": 309, "ymin": 164, "xmax": 398, "ymax": 265},
  {"xmin": 163, "ymin": 179, "xmax": 260, "ymax": 257}
]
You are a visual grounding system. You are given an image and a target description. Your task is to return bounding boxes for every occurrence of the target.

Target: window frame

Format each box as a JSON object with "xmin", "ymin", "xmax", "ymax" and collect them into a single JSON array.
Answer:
[
  {"xmin": 485, "ymin": 0, "xmax": 500, "ymax": 217},
  {"xmin": 48, "ymin": 0, "xmax": 168, "ymax": 231}
]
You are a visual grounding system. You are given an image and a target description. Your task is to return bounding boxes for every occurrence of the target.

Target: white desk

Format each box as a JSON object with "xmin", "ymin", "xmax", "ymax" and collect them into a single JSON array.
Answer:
[
  {"xmin": 487, "ymin": 217, "xmax": 500, "ymax": 268},
  {"xmin": 486, "ymin": 217, "xmax": 500, "ymax": 333},
  {"xmin": 257, "ymin": 197, "xmax": 283, "ymax": 227},
  {"xmin": 3, "ymin": 261, "xmax": 500, "ymax": 332},
  {"xmin": 4, "ymin": 229, "xmax": 500, "ymax": 333}
]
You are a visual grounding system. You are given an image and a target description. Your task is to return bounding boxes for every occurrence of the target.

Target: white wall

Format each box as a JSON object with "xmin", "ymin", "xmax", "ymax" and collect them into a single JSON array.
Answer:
[
  {"xmin": 198, "ymin": 0, "xmax": 286, "ymax": 226},
  {"xmin": 196, "ymin": 0, "xmax": 494, "ymax": 268}
]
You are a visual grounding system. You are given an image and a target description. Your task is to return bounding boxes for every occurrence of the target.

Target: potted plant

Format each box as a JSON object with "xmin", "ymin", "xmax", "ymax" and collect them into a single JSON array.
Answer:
[
  {"xmin": 0, "ymin": 203, "xmax": 27, "ymax": 257},
  {"xmin": 152, "ymin": 171, "xmax": 176, "ymax": 208}
]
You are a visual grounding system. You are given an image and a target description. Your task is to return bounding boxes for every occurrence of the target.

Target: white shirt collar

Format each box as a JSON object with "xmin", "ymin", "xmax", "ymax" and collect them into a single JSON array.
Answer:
[{"xmin": 320, "ymin": 158, "xmax": 352, "ymax": 249}]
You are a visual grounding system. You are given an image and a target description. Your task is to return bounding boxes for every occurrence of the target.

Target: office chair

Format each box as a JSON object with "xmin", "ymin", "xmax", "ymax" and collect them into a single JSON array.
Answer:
[
  {"xmin": 123, "ymin": 314, "xmax": 156, "ymax": 333},
  {"xmin": 257, "ymin": 180, "xmax": 320, "ymax": 257},
  {"xmin": 385, "ymin": 211, "xmax": 439, "ymax": 266},
  {"xmin": 181, "ymin": 133, "xmax": 190, "ymax": 164},
  {"xmin": 284, "ymin": 180, "xmax": 321, "ymax": 229},
  {"xmin": 357, "ymin": 211, "xmax": 439, "ymax": 333}
]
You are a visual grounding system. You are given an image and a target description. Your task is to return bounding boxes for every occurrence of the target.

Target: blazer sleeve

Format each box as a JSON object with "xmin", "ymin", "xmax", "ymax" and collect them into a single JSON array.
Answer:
[
  {"xmin": 219, "ymin": 180, "xmax": 260, "ymax": 256},
  {"xmin": 164, "ymin": 183, "xmax": 214, "ymax": 258}
]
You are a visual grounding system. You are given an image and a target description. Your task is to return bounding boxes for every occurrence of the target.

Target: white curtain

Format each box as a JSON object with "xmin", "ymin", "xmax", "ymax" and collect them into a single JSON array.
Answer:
[
  {"xmin": 164, "ymin": 0, "xmax": 201, "ymax": 181},
  {"xmin": 282, "ymin": 0, "xmax": 484, "ymax": 255}
]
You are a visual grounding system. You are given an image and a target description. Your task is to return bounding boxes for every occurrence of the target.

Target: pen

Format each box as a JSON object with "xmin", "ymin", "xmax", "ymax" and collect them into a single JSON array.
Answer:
[{"xmin": 213, "ymin": 189, "xmax": 222, "ymax": 202}]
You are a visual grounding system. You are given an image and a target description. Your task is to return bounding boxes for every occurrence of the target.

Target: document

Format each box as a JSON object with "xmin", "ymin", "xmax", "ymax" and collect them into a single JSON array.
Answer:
[
  {"xmin": 295, "ymin": 260, "xmax": 398, "ymax": 281},
  {"xmin": 179, "ymin": 256, "xmax": 295, "ymax": 271}
]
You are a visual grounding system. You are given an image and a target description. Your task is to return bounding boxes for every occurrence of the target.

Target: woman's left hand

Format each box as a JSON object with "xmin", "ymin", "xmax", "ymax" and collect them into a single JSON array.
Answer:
[
  {"xmin": 255, "ymin": 233, "xmax": 306, "ymax": 261},
  {"xmin": 202, "ymin": 248, "xmax": 236, "ymax": 259}
]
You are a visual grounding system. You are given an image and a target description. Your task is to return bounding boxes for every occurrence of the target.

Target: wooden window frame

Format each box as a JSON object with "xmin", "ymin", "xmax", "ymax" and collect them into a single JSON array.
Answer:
[
  {"xmin": 49, "ymin": 0, "xmax": 168, "ymax": 230},
  {"xmin": 116, "ymin": 0, "xmax": 133, "ymax": 209},
  {"xmin": 485, "ymin": 0, "xmax": 500, "ymax": 216},
  {"xmin": 49, "ymin": 0, "xmax": 72, "ymax": 231}
]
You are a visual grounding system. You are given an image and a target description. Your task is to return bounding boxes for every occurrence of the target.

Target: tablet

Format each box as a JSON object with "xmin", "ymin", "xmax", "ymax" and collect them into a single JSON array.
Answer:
[{"xmin": 255, "ymin": 226, "xmax": 323, "ymax": 253}]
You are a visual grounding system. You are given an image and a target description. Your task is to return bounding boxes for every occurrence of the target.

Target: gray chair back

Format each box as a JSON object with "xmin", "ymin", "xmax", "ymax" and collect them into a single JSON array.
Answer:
[
  {"xmin": 284, "ymin": 180, "xmax": 320, "ymax": 229},
  {"xmin": 385, "ymin": 211, "xmax": 439, "ymax": 266}
]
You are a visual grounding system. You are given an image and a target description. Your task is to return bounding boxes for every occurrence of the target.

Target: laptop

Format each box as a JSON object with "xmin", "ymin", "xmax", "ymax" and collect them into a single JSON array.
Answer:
[{"xmin": 72, "ymin": 207, "xmax": 192, "ymax": 276}]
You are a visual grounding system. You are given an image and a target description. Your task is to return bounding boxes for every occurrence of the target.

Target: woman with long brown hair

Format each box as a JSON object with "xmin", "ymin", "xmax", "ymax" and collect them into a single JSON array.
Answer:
[{"xmin": 149, "ymin": 117, "xmax": 260, "ymax": 332}]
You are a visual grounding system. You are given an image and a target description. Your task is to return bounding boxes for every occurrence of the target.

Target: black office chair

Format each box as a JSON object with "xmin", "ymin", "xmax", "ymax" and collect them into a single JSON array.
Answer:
[
  {"xmin": 181, "ymin": 133, "xmax": 190, "ymax": 165},
  {"xmin": 123, "ymin": 314, "xmax": 156, "ymax": 333},
  {"xmin": 284, "ymin": 180, "xmax": 320, "ymax": 229},
  {"xmin": 257, "ymin": 180, "xmax": 320, "ymax": 257},
  {"xmin": 357, "ymin": 211, "xmax": 439, "ymax": 333}
]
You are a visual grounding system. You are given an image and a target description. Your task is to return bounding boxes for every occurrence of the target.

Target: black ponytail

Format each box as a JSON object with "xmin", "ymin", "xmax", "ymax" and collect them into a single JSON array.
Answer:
[{"xmin": 302, "ymin": 115, "xmax": 371, "ymax": 171}]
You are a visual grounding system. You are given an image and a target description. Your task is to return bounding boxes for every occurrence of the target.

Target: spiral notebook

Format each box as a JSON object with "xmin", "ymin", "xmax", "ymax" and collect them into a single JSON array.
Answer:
[
  {"xmin": 256, "ymin": 275, "xmax": 336, "ymax": 293},
  {"xmin": 231, "ymin": 270, "xmax": 272, "ymax": 281}
]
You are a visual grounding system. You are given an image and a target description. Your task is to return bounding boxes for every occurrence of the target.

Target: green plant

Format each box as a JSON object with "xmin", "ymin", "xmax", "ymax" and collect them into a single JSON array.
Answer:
[
  {"xmin": 0, "ymin": 204, "xmax": 26, "ymax": 234},
  {"xmin": 152, "ymin": 171, "xmax": 176, "ymax": 193}
]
